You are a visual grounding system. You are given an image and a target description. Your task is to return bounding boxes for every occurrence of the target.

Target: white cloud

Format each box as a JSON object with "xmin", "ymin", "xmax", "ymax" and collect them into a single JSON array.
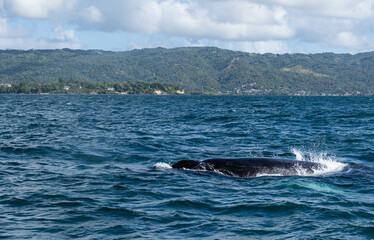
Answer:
[
  {"xmin": 199, "ymin": 0, "xmax": 285, "ymax": 25},
  {"xmin": 52, "ymin": 26, "xmax": 79, "ymax": 43},
  {"xmin": 0, "ymin": 0, "xmax": 81, "ymax": 49},
  {"xmin": 0, "ymin": 18, "xmax": 13, "ymax": 37},
  {"xmin": 72, "ymin": 0, "xmax": 372, "ymax": 51},
  {"xmin": 90, "ymin": 0, "xmax": 162, "ymax": 34},
  {"xmin": 0, "ymin": 36, "xmax": 81, "ymax": 50},
  {"xmin": 268, "ymin": 0, "xmax": 374, "ymax": 19},
  {"xmin": 0, "ymin": 18, "xmax": 29, "ymax": 38},
  {"xmin": 81, "ymin": 5, "xmax": 103, "ymax": 23},
  {"xmin": 1, "ymin": 0, "xmax": 374, "ymax": 52},
  {"xmin": 0, "ymin": 19, "xmax": 81, "ymax": 49},
  {"xmin": 83, "ymin": 0, "xmax": 293, "ymax": 41},
  {"xmin": 334, "ymin": 31, "xmax": 374, "ymax": 51},
  {"xmin": 226, "ymin": 40, "xmax": 290, "ymax": 53},
  {"xmin": 337, "ymin": 32, "xmax": 361, "ymax": 48},
  {"xmin": 264, "ymin": 0, "xmax": 374, "ymax": 52},
  {"xmin": 3, "ymin": 0, "xmax": 66, "ymax": 19},
  {"xmin": 0, "ymin": 38, "xmax": 25, "ymax": 49}
]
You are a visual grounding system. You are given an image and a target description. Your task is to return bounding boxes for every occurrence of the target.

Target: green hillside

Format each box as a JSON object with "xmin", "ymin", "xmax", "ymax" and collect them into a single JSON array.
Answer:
[{"xmin": 1, "ymin": 47, "xmax": 374, "ymax": 95}]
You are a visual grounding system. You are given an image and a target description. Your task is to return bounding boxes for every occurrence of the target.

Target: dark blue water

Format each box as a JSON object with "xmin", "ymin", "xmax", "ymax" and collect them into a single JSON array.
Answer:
[{"xmin": 1, "ymin": 95, "xmax": 373, "ymax": 239}]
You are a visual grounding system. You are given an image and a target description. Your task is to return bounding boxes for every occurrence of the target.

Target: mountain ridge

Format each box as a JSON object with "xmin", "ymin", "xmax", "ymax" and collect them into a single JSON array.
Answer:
[{"xmin": 1, "ymin": 47, "xmax": 374, "ymax": 95}]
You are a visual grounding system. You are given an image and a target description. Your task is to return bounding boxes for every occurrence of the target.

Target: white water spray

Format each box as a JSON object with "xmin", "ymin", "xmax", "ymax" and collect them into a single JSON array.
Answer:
[
  {"xmin": 154, "ymin": 162, "xmax": 172, "ymax": 169},
  {"xmin": 292, "ymin": 148, "xmax": 347, "ymax": 176}
]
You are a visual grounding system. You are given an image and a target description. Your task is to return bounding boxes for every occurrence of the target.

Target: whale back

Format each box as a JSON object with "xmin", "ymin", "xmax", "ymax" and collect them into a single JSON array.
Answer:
[
  {"xmin": 172, "ymin": 158, "xmax": 323, "ymax": 177},
  {"xmin": 172, "ymin": 160, "xmax": 201, "ymax": 170}
]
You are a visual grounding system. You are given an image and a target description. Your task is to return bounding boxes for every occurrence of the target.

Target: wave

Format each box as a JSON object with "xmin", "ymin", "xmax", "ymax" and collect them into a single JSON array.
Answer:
[
  {"xmin": 0, "ymin": 146, "xmax": 57, "ymax": 155},
  {"xmin": 291, "ymin": 148, "xmax": 347, "ymax": 176}
]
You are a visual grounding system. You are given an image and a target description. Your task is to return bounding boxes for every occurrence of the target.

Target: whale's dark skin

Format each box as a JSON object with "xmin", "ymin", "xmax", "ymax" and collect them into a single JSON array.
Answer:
[{"xmin": 172, "ymin": 158, "xmax": 324, "ymax": 178}]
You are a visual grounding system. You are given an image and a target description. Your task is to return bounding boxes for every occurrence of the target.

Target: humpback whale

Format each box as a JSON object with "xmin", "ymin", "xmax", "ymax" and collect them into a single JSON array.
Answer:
[{"xmin": 172, "ymin": 158, "xmax": 325, "ymax": 178}]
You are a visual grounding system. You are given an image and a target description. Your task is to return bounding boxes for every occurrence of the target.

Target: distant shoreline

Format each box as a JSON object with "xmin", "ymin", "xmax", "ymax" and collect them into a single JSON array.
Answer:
[
  {"xmin": 1, "ymin": 80, "xmax": 371, "ymax": 96},
  {"xmin": 0, "ymin": 81, "xmax": 185, "ymax": 95},
  {"xmin": 1, "ymin": 92, "xmax": 371, "ymax": 97}
]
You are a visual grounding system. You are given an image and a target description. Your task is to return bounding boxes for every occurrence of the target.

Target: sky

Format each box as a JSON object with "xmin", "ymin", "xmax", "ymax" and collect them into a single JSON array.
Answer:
[{"xmin": 1, "ymin": 0, "xmax": 374, "ymax": 53}]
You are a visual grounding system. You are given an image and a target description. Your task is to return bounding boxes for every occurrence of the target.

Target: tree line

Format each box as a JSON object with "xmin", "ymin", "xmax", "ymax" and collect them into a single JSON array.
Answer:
[{"xmin": 0, "ymin": 80, "xmax": 184, "ymax": 94}]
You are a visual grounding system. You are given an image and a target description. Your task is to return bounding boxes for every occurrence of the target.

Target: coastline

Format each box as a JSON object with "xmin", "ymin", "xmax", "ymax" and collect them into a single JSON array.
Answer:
[{"xmin": 0, "ymin": 92, "xmax": 371, "ymax": 96}]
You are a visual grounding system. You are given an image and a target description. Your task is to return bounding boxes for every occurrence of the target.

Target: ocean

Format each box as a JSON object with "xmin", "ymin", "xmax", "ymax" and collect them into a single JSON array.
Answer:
[{"xmin": 0, "ymin": 95, "xmax": 373, "ymax": 239}]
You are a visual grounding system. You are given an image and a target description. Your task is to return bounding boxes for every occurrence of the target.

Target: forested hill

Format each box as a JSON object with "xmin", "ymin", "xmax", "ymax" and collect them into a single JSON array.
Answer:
[{"xmin": 1, "ymin": 47, "xmax": 374, "ymax": 95}]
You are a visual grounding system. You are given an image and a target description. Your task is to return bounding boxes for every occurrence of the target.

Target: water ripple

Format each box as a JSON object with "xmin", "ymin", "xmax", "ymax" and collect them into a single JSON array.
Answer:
[{"xmin": 0, "ymin": 95, "xmax": 373, "ymax": 239}]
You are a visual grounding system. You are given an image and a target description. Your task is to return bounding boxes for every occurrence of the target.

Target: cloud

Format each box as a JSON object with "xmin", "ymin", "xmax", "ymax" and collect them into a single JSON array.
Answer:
[
  {"xmin": 76, "ymin": 0, "xmax": 162, "ymax": 34},
  {"xmin": 0, "ymin": 39, "xmax": 81, "ymax": 50},
  {"xmin": 0, "ymin": 19, "xmax": 81, "ymax": 49},
  {"xmin": 0, "ymin": 36, "xmax": 80, "ymax": 50},
  {"xmin": 81, "ymin": 5, "xmax": 103, "ymax": 23},
  {"xmin": 159, "ymin": 0, "xmax": 293, "ymax": 40},
  {"xmin": 261, "ymin": 0, "xmax": 374, "ymax": 52},
  {"xmin": 0, "ymin": 18, "xmax": 30, "ymax": 38},
  {"xmin": 52, "ymin": 26, "xmax": 79, "ymax": 43},
  {"xmin": 71, "ymin": 0, "xmax": 373, "ymax": 52},
  {"xmin": 199, "ymin": 0, "xmax": 285, "ymax": 25},
  {"xmin": 25, "ymin": 26, "xmax": 82, "ymax": 49},
  {"xmin": 0, "ymin": 0, "xmax": 81, "ymax": 49},
  {"xmin": 1, "ymin": 0, "xmax": 374, "ymax": 52},
  {"xmin": 268, "ymin": 0, "xmax": 374, "ymax": 19},
  {"xmin": 3, "ymin": 0, "xmax": 67, "ymax": 19},
  {"xmin": 334, "ymin": 31, "xmax": 374, "ymax": 51},
  {"xmin": 78, "ymin": 0, "xmax": 293, "ymax": 41},
  {"xmin": 226, "ymin": 40, "xmax": 290, "ymax": 53},
  {"xmin": 336, "ymin": 32, "xmax": 361, "ymax": 48}
]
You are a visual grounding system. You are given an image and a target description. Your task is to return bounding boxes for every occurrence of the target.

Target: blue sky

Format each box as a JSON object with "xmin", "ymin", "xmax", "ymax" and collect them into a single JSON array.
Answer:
[{"xmin": 1, "ymin": 0, "xmax": 374, "ymax": 53}]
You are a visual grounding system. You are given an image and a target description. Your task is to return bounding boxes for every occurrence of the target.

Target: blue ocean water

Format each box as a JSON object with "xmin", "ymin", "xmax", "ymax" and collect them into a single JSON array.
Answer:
[{"xmin": 0, "ymin": 95, "xmax": 373, "ymax": 239}]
